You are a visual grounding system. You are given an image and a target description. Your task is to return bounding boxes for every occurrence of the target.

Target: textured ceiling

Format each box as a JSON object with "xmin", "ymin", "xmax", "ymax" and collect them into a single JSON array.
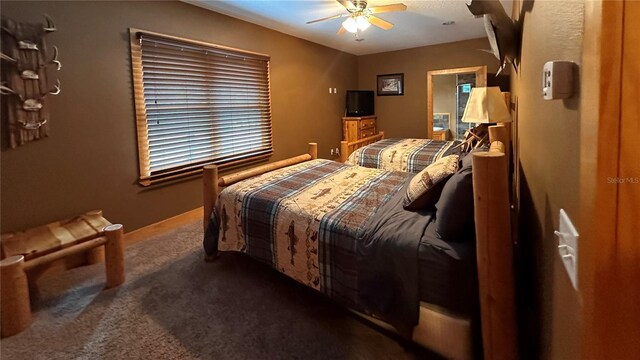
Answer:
[{"xmin": 185, "ymin": 0, "xmax": 513, "ymax": 56}]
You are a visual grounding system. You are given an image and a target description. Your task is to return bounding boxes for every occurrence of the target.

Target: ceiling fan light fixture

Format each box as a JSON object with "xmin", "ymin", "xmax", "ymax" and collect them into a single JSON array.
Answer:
[
  {"xmin": 355, "ymin": 15, "xmax": 371, "ymax": 30},
  {"xmin": 308, "ymin": 1, "xmax": 406, "ymax": 35},
  {"xmin": 342, "ymin": 17, "xmax": 358, "ymax": 33}
]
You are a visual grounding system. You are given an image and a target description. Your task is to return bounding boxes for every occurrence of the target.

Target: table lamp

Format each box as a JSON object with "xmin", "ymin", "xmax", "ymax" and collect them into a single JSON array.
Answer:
[
  {"xmin": 461, "ymin": 86, "xmax": 512, "ymax": 124},
  {"xmin": 460, "ymin": 86, "xmax": 511, "ymax": 150}
]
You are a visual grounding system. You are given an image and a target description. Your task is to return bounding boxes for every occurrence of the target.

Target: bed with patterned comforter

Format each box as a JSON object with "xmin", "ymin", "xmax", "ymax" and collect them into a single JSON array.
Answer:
[
  {"xmin": 345, "ymin": 138, "xmax": 462, "ymax": 173},
  {"xmin": 203, "ymin": 159, "xmax": 435, "ymax": 336}
]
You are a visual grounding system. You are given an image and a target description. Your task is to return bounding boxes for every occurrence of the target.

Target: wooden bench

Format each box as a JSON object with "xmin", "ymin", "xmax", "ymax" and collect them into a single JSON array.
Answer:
[{"xmin": 0, "ymin": 210, "xmax": 125, "ymax": 337}]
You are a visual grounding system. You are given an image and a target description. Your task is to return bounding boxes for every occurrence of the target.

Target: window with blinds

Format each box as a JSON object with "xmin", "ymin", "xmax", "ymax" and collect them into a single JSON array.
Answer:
[{"xmin": 130, "ymin": 29, "xmax": 273, "ymax": 185}]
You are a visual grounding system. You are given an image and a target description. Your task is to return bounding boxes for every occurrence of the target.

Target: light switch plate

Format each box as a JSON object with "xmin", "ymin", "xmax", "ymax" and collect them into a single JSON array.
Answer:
[{"xmin": 555, "ymin": 209, "xmax": 579, "ymax": 289}]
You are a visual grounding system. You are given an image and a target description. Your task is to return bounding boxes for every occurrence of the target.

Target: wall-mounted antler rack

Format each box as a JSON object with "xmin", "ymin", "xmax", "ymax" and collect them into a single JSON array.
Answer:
[{"xmin": 1, "ymin": 14, "xmax": 61, "ymax": 148}]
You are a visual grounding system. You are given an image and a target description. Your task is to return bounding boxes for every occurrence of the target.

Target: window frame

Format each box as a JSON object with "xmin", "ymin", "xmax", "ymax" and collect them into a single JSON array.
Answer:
[{"xmin": 129, "ymin": 28, "xmax": 273, "ymax": 186}]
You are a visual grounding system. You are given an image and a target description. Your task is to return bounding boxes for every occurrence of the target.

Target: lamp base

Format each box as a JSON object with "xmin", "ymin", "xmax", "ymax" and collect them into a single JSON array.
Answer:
[{"xmin": 461, "ymin": 123, "xmax": 491, "ymax": 152}]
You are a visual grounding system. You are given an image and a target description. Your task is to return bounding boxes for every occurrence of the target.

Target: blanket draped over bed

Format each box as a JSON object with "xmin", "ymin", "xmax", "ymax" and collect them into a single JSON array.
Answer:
[
  {"xmin": 204, "ymin": 159, "xmax": 433, "ymax": 336},
  {"xmin": 346, "ymin": 138, "xmax": 461, "ymax": 173}
]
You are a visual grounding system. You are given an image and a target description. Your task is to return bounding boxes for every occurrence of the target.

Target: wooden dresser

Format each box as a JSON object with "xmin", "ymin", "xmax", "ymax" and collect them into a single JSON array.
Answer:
[
  {"xmin": 342, "ymin": 116, "xmax": 377, "ymax": 142},
  {"xmin": 432, "ymin": 130, "xmax": 450, "ymax": 140}
]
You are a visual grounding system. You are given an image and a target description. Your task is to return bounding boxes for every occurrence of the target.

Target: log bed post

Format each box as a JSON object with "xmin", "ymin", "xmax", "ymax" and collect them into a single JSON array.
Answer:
[
  {"xmin": 308, "ymin": 142, "xmax": 317, "ymax": 160},
  {"xmin": 472, "ymin": 139, "xmax": 517, "ymax": 360},
  {"xmin": 203, "ymin": 165, "xmax": 219, "ymax": 234},
  {"xmin": 340, "ymin": 141, "xmax": 348, "ymax": 163},
  {"xmin": 489, "ymin": 124, "xmax": 511, "ymax": 168}
]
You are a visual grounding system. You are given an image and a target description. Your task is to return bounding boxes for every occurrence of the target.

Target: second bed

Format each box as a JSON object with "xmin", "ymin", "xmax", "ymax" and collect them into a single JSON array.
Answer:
[{"xmin": 341, "ymin": 133, "xmax": 462, "ymax": 173}]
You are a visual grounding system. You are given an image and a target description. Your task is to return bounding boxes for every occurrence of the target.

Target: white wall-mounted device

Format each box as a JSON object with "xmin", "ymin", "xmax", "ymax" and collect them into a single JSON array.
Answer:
[
  {"xmin": 542, "ymin": 61, "xmax": 574, "ymax": 100},
  {"xmin": 554, "ymin": 209, "xmax": 579, "ymax": 290}
]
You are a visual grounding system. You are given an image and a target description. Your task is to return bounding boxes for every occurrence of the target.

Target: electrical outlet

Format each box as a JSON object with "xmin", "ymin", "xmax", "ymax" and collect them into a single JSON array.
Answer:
[
  {"xmin": 335, "ymin": 147, "xmax": 340, "ymax": 155},
  {"xmin": 328, "ymin": 87, "xmax": 332, "ymax": 94},
  {"xmin": 330, "ymin": 149, "xmax": 334, "ymax": 155}
]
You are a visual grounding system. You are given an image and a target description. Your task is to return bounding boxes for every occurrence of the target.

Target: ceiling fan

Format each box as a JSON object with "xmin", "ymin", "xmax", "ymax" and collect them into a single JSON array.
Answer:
[{"xmin": 306, "ymin": 0, "xmax": 407, "ymax": 35}]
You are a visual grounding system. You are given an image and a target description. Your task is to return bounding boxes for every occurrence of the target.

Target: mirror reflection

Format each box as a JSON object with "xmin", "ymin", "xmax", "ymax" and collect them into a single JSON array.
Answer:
[
  {"xmin": 427, "ymin": 66, "xmax": 487, "ymax": 140},
  {"xmin": 432, "ymin": 73, "xmax": 477, "ymax": 140}
]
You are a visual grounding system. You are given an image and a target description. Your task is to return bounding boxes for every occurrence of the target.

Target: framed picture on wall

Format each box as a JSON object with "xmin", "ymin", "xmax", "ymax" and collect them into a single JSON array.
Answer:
[{"xmin": 377, "ymin": 73, "xmax": 404, "ymax": 96}]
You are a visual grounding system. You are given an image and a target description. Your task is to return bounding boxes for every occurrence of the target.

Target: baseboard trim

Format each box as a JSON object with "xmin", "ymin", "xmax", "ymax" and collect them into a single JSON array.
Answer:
[{"xmin": 124, "ymin": 207, "xmax": 202, "ymax": 247}]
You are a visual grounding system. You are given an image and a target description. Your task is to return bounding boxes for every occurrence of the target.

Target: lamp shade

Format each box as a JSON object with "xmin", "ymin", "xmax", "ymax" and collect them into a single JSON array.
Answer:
[{"xmin": 461, "ymin": 87, "xmax": 512, "ymax": 123}]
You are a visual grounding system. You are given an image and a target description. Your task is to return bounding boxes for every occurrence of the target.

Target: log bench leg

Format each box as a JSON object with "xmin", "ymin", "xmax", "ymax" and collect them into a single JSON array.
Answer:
[
  {"xmin": 1, "ymin": 255, "xmax": 32, "ymax": 338},
  {"xmin": 104, "ymin": 224, "xmax": 125, "ymax": 289},
  {"xmin": 86, "ymin": 246, "xmax": 105, "ymax": 265}
]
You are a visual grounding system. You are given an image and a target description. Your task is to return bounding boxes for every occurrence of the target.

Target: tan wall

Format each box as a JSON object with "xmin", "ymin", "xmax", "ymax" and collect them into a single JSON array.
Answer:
[
  {"xmin": 510, "ymin": 0, "xmax": 585, "ymax": 358},
  {"xmin": 356, "ymin": 38, "xmax": 500, "ymax": 138},
  {"xmin": 0, "ymin": 1, "xmax": 357, "ymax": 233}
]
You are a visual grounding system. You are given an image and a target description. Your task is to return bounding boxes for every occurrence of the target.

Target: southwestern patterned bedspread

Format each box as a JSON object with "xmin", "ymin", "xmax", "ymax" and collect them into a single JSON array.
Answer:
[
  {"xmin": 345, "ymin": 138, "xmax": 461, "ymax": 173},
  {"xmin": 204, "ymin": 159, "xmax": 432, "ymax": 336}
]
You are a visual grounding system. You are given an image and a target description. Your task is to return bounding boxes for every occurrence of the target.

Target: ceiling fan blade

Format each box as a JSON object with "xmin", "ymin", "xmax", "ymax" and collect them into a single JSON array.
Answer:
[
  {"xmin": 337, "ymin": 26, "xmax": 347, "ymax": 35},
  {"xmin": 368, "ymin": 3, "xmax": 407, "ymax": 14},
  {"xmin": 336, "ymin": 0, "xmax": 356, "ymax": 10},
  {"xmin": 368, "ymin": 15, "xmax": 394, "ymax": 30},
  {"xmin": 306, "ymin": 13, "xmax": 345, "ymax": 24}
]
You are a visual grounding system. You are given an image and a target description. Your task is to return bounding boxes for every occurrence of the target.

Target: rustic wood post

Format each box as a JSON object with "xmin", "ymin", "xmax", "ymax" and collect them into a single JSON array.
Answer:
[
  {"xmin": 203, "ymin": 165, "xmax": 220, "ymax": 262},
  {"xmin": 1, "ymin": 255, "xmax": 31, "ymax": 337},
  {"xmin": 308, "ymin": 142, "xmax": 318, "ymax": 160},
  {"xmin": 203, "ymin": 165, "xmax": 219, "ymax": 234},
  {"xmin": 103, "ymin": 224, "xmax": 125, "ymax": 289},
  {"xmin": 340, "ymin": 141, "xmax": 348, "ymax": 162},
  {"xmin": 472, "ymin": 150, "xmax": 517, "ymax": 360},
  {"xmin": 489, "ymin": 125, "xmax": 511, "ymax": 169}
]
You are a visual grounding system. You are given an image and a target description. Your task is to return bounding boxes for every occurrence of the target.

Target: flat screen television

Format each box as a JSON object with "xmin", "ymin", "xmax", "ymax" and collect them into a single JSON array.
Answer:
[{"xmin": 345, "ymin": 90, "xmax": 374, "ymax": 117}]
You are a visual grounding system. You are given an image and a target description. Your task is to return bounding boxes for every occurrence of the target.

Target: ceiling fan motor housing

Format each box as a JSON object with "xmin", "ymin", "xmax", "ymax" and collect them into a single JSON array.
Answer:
[{"xmin": 349, "ymin": 0, "xmax": 368, "ymax": 12}]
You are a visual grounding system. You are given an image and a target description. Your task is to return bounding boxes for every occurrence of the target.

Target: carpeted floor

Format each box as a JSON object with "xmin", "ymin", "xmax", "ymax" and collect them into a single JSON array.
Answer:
[{"xmin": 1, "ymin": 219, "xmax": 439, "ymax": 359}]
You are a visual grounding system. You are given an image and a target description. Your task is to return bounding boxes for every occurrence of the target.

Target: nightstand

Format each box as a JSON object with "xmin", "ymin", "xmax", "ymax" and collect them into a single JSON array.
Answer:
[{"xmin": 432, "ymin": 130, "xmax": 449, "ymax": 141}]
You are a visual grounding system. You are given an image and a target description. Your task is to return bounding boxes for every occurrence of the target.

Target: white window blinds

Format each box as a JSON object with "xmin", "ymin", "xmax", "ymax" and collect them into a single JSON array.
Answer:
[{"xmin": 130, "ymin": 29, "xmax": 273, "ymax": 185}]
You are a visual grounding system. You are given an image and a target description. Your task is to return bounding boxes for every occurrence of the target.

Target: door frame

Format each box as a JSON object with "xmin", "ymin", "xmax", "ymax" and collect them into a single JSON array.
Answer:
[
  {"xmin": 579, "ymin": 0, "xmax": 639, "ymax": 357},
  {"xmin": 426, "ymin": 65, "xmax": 487, "ymax": 139}
]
